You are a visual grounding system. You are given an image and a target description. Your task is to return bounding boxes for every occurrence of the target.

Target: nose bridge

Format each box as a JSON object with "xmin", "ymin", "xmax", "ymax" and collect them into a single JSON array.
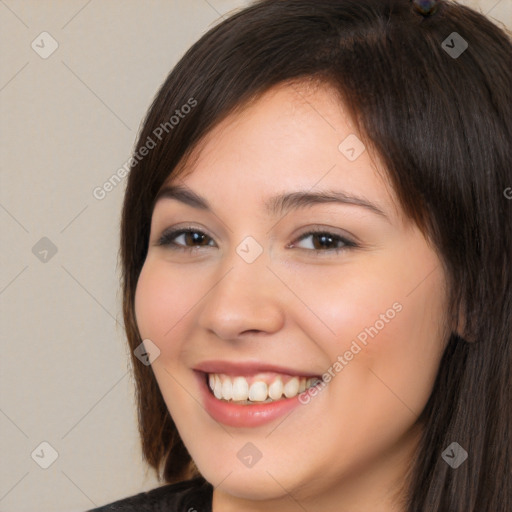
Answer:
[{"xmin": 197, "ymin": 241, "xmax": 285, "ymax": 338}]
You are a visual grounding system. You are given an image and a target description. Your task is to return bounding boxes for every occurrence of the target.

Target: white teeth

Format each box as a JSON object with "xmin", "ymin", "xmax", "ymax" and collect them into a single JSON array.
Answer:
[
  {"xmin": 232, "ymin": 376, "xmax": 249, "ymax": 400},
  {"xmin": 268, "ymin": 377, "xmax": 283, "ymax": 400},
  {"xmin": 283, "ymin": 377, "xmax": 300, "ymax": 398},
  {"xmin": 221, "ymin": 378, "xmax": 233, "ymax": 401},
  {"xmin": 207, "ymin": 373, "xmax": 317, "ymax": 403},
  {"xmin": 248, "ymin": 381, "xmax": 268, "ymax": 401},
  {"xmin": 213, "ymin": 375, "xmax": 223, "ymax": 400}
]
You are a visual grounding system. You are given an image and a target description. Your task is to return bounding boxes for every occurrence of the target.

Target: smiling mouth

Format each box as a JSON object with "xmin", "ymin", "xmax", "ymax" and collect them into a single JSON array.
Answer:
[{"xmin": 205, "ymin": 372, "xmax": 322, "ymax": 404}]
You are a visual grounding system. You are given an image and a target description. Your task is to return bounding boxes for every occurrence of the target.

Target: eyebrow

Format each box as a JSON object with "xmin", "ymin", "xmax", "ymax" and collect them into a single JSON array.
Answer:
[{"xmin": 155, "ymin": 184, "xmax": 390, "ymax": 221}]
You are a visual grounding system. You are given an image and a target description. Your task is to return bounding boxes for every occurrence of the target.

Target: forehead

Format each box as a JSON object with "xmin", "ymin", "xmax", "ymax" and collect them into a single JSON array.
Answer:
[{"xmin": 164, "ymin": 82, "xmax": 402, "ymax": 222}]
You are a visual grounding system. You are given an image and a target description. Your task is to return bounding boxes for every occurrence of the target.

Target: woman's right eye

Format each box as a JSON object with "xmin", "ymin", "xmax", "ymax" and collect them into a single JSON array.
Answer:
[{"xmin": 156, "ymin": 228, "xmax": 216, "ymax": 250}]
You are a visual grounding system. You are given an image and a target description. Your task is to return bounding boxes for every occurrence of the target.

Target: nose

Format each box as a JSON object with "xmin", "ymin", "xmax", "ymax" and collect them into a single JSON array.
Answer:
[{"xmin": 196, "ymin": 253, "xmax": 286, "ymax": 340}]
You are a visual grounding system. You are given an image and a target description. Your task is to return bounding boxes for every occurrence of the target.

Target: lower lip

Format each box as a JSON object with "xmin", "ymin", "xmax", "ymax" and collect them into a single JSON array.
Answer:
[{"xmin": 195, "ymin": 371, "xmax": 306, "ymax": 428}]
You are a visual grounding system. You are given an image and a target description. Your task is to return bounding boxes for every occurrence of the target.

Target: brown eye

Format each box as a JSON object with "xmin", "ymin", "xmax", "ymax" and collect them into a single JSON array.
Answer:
[
  {"xmin": 157, "ymin": 228, "xmax": 215, "ymax": 249},
  {"xmin": 291, "ymin": 230, "xmax": 357, "ymax": 252}
]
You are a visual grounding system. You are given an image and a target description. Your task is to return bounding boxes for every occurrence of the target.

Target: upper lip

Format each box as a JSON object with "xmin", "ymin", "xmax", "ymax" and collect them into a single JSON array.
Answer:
[{"xmin": 193, "ymin": 360, "xmax": 321, "ymax": 378}]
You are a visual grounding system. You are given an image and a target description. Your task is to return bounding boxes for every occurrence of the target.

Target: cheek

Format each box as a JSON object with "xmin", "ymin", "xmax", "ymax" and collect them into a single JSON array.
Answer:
[
  {"xmin": 134, "ymin": 262, "xmax": 167, "ymax": 340},
  {"xmin": 364, "ymin": 270, "xmax": 449, "ymax": 409},
  {"xmin": 134, "ymin": 260, "xmax": 204, "ymax": 415},
  {"xmin": 282, "ymin": 254, "xmax": 407, "ymax": 355},
  {"xmin": 134, "ymin": 259, "xmax": 198, "ymax": 354},
  {"xmin": 287, "ymin": 247, "xmax": 447, "ymax": 418},
  {"xmin": 340, "ymin": 277, "xmax": 446, "ymax": 431}
]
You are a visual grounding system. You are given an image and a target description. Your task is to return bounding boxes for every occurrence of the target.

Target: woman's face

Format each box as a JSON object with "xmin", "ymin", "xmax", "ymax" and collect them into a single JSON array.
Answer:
[{"xmin": 135, "ymin": 82, "xmax": 450, "ymax": 511}]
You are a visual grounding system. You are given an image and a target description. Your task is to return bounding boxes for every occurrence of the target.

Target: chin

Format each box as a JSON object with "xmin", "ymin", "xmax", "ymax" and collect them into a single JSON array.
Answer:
[{"xmin": 203, "ymin": 464, "xmax": 291, "ymax": 500}]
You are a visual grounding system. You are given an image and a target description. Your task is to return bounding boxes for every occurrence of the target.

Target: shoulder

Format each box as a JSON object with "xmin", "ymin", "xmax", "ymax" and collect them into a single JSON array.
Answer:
[{"xmin": 86, "ymin": 477, "xmax": 213, "ymax": 512}]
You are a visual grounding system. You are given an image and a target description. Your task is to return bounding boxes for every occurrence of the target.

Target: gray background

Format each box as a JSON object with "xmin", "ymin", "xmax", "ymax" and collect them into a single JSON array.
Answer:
[{"xmin": 1, "ymin": 1, "xmax": 510, "ymax": 510}]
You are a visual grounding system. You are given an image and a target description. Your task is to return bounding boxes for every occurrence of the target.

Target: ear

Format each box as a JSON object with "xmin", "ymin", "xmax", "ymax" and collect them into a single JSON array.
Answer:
[{"xmin": 452, "ymin": 306, "xmax": 477, "ymax": 343}]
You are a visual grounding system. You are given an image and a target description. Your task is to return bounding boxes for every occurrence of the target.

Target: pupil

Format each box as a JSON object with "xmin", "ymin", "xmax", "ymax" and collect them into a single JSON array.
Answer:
[
  {"xmin": 187, "ymin": 232, "xmax": 207, "ymax": 245},
  {"xmin": 315, "ymin": 234, "xmax": 334, "ymax": 249}
]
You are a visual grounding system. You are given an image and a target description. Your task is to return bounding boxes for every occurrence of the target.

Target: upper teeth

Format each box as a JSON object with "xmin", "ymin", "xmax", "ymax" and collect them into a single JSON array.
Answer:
[{"xmin": 208, "ymin": 373, "xmax": 320, "ymax": 403}]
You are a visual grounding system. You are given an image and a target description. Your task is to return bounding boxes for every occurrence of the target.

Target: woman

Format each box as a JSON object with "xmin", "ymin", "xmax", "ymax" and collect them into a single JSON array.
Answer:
[{"xmin": 89, "ymin": 0, "xmax": 511, "ymax": 510}]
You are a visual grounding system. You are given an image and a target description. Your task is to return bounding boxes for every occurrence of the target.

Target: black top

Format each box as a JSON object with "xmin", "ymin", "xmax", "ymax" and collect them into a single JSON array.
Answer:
[{"xmin": 87, "ymin": 477, "xmax": 213, "ymax": 511}]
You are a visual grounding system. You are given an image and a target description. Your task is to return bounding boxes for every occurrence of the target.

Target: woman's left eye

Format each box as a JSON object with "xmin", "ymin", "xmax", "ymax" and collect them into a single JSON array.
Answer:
[{"xmin": 290, "ymin": 230, "xmax": 357, "ymax": 252}]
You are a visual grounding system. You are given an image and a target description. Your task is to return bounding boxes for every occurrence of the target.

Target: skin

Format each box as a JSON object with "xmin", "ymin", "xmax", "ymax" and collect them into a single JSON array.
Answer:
[{"xmin": 134, "ymin": 82, "xmax": 451, "ymax": 512}]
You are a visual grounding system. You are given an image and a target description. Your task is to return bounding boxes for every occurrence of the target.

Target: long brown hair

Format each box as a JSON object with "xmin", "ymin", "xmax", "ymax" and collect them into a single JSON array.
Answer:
[{"xmin": 119, "ymin": 1, "xmax": 512, "ymax": 510}]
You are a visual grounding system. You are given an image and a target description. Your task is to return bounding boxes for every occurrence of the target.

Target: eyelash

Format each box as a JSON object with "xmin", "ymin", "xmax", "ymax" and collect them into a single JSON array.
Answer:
[{"xmin": 155, "ymin": 226, "xmax": 358, "ymax": 254}]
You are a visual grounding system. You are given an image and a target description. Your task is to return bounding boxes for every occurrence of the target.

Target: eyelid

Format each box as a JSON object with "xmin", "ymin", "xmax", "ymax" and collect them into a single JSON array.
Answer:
[{"xmin": 291, "ymin": 223, "xmax": 357, "ymax": 241}]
